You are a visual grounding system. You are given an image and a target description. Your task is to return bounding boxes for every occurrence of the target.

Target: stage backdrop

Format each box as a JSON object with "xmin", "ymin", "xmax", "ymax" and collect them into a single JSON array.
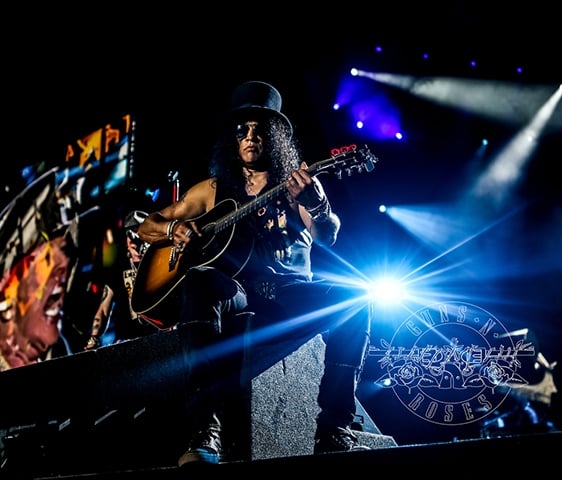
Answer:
[{"xmin": 0, "ymin": 114, "xmax": 137, "ymax": 370}]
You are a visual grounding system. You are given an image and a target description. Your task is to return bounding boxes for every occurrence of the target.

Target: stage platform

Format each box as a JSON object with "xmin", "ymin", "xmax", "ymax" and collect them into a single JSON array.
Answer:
[
  {"xmin": 29, "ymin": 432, "xmax": 562, "ymax": 478},
  {"xmin": 1, "ymin": 329, "xmax": 560, "ymax": 478}
]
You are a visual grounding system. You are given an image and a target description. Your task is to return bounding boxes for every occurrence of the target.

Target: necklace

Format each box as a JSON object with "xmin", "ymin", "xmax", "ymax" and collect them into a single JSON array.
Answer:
[
  {"xmin": 243, "ymin": 167, "xmax": 268, "ymax": 196},
  {"xmin": 243, "ymin": 167, "xmax": 254, "ymax": 186}
]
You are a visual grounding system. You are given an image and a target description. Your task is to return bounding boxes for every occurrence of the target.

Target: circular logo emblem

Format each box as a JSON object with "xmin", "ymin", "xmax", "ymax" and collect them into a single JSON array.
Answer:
[{"xmin": 372, "ymin": 302, "xmax": 535, "ymax": 426}]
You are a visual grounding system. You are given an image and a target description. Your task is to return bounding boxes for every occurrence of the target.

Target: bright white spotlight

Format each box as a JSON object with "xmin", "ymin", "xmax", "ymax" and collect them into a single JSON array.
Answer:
[
  {"xmin": 379, "ymin": 204, "xmax": 387, "ymax": 213},
  {"xmin": 367, "ymin": 277, "xmax": 407, "ymax": 306}
]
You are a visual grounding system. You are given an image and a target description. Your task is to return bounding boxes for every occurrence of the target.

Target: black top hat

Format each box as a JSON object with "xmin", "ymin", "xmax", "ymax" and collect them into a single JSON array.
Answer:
[{"xmin": 229, "ymin": 81, "xmax": 293, "ymax": 137}]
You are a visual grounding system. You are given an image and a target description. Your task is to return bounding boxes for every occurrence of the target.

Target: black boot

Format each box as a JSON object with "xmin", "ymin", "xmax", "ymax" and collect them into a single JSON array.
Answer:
[
  {"xmin": 178, "ymin": 412, "xmax": 223, "ymax": 465},
  {"xmin": 314, "ymin": 363, "xmax": 370, "ymax": 454},
  {"xmin": 314, "ymin": 425, "xmax": 370, "ymax": 454}
]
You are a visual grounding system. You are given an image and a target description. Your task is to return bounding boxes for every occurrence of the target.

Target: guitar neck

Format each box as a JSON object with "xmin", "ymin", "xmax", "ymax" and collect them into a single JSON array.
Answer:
[
  {"xmin": 225, "ymin": 183, "xmax": 288, "ymax": 228},
  {"xmin": 214, "ymin": 179, "xmax": 294, "ymax": 233}
]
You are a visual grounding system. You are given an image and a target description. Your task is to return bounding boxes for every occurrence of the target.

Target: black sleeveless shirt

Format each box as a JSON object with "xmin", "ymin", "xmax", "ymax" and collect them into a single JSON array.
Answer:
[{"xmin": 217, "ymin": 183, "xmax": 313, "ymax": 285}]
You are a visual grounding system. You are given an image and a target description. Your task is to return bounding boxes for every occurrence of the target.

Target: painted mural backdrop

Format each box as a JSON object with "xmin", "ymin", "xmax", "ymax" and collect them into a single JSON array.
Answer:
[{"xmin": 0, "ymin": 114, "xmax": 134, "ymax": 371}]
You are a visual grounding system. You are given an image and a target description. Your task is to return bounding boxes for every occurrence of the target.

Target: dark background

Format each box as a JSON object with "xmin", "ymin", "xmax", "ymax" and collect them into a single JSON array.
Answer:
[{"xmin": 3, "ymin": 1, "xmax": 561, "ymax": 447}]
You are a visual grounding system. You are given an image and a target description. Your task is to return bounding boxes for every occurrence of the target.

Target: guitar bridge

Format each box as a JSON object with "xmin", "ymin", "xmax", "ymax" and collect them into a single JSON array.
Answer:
[{"xmin": 168, "ymin": 245, "xmax": 179, "ymax": 271}]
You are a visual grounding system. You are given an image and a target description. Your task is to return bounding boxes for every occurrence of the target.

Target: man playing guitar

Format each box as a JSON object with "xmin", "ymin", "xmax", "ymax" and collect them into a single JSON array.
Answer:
[{"xmin": 135, "ymin": 81, "xmax": 377, "ymax": 465}]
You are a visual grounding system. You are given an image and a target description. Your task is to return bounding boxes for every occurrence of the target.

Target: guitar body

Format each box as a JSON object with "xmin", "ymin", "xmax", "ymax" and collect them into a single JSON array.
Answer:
[{"xmin": 131, "ymin": 198, "xmax": 254, "ymax": 327}]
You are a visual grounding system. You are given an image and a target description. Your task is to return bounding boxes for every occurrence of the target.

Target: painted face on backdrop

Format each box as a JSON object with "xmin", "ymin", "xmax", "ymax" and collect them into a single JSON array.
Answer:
[{"xmin": 0, "ymin": 235, "xmax": 70, "ymax": 368}]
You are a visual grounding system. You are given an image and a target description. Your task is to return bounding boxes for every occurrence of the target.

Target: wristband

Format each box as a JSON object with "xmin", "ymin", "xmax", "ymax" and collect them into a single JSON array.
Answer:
[
  {"xmin": 306, "ymin": 196, "xmax": 331, "ymax": 222},
  {"xmin": 310, "ymin": 210, "xmax": 331, "ymax": 223},
  {"xmin": 166, "ymin": 220, "xmax": 179, "ymax": 241}
]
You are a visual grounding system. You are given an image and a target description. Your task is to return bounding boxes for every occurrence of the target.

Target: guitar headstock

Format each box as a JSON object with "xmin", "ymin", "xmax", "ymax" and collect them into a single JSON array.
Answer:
[{"xmin": 310, "ymin": 144, "xmax": 379, "ymax": 179}]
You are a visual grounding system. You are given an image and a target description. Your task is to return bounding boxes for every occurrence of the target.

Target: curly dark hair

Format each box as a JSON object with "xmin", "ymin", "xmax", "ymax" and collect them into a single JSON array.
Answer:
[{"xmin": 208, "ymin": 115, "xmax": 302, "ymax": 202}]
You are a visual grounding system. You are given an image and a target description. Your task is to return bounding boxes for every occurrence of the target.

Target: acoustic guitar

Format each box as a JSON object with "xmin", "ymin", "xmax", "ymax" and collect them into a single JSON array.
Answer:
[{"xmin": 131, "ymin": 145, "xmax": 379, "ymax": 328}]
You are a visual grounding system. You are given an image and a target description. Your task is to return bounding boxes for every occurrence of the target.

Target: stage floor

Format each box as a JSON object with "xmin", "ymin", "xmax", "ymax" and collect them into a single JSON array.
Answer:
[{"xmin": 8, "ymin": 431, "xmax": 560, "ymax": 479}]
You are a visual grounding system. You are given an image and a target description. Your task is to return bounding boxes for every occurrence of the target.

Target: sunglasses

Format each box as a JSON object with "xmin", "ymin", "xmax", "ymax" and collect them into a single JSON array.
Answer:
[{"xmin": 235, "ymin": 123, "xmax": 263, "ymax": 140}]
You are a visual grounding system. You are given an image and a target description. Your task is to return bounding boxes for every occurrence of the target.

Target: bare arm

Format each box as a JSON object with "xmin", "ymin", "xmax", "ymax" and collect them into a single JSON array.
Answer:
[
  {"xmin": 299, "ymin": 203, "xmax": 341, "ymax": 247},
  {"xmin": 84, "ymin": 284, "xmax": 114, "ymax": 350},
  {"xmin": 138, "ymin": 179, "xmax": 216, "ymax": 246}
]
